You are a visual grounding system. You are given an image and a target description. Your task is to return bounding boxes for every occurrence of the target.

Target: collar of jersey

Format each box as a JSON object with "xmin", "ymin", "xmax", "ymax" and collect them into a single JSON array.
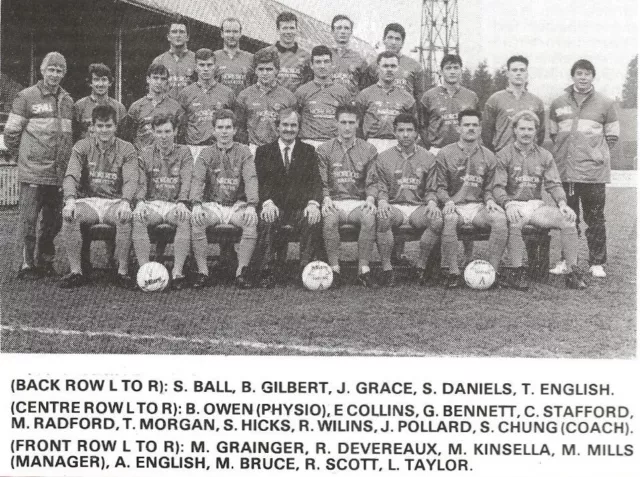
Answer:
[{"xmin": 276, "ymin": 42, "xmax": 299, "ymax": 53}]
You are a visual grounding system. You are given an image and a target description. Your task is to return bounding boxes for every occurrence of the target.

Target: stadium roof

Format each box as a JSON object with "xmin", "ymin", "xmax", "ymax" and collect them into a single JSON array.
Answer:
[{"xmin": 123, "ymin": 0, "xmax": 377, "ymax": 60}]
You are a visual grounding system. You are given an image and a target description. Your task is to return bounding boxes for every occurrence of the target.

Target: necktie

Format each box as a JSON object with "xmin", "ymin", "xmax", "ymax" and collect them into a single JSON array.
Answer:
[{"xmin": 283, "ymin": 146, "xmax": 290, "ymax": 172}]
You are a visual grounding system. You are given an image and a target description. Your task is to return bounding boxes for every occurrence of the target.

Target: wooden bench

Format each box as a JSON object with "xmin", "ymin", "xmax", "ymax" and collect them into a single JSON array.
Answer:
[{"xmin": 85, "ymin": 223, "xmax": 550, "ymax": 280}]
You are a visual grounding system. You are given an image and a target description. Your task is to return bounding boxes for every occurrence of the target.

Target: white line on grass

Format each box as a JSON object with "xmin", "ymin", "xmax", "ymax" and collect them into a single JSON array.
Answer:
[{"xmin": 0, "ymin": 324, "xmax": 428, "ymax": 357}]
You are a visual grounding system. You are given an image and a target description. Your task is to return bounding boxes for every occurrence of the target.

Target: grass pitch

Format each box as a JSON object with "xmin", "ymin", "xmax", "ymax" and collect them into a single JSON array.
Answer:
[{"xmin": 0, "ymin": 188, "xmax": 636, "ymax": 357}]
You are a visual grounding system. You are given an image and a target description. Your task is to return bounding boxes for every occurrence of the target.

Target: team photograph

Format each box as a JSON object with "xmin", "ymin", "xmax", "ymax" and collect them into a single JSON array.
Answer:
[{"xmin": 0, "ymin": 0, "xmax": 636, "ymax": 357}]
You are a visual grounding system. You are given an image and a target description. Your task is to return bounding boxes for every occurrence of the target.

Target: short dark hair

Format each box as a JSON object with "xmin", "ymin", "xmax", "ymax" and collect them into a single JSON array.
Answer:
[
  {"xmin": 507, "ymin": 55, "xmax": 529, "ymax": 69},
  {"xmin": 393, "ymin": 113, "xmax": 418, "ymax": 130},
  {"xmin": 166, "ymin": 17, "xmax": 189, "ymax": 36},
  {"xmin": 377, "ymin": 51, "xmax": 399, "ymax": 65},
  {"xmin": 221, "ymin": 17, "xmax": 242, "ymax": 33},
  {"xmin": 276, "ymin": 11, "xmax": 298, "ymax": 29},
  {"xmin": 213, "ymin": 109, "xmax": 238, "ymax": 127},
  {"xmin": 195, "ymin": 48, "xmax": 214, "ymax": 62},
  {"xmin": 275, "ymin": 107, "xmax": 300, "ymax": 128},
  {"xmin": 511, "ymin": 110, "xmax": 540, "ymax": 130},
  {"xmin": 311, "ymin": 45, "xmax": 332, "ymax": 62},
  {"xmin": 331, "ymin": 14, "xmax": 353, "ymax": 30},
  {"xmin": 571, "ymin": 59, "xmax": 596, "ymax": 77},
  {"xmin": 92, "ymin": 105, "xmax": 117, "ymax": 124},
  {"xmin": 384, "ymin": 23, "xmax": 406, "ymax": 41},
  {"xmin": 254, "ymin": 49, "xmax": 280, "ymax": 70},
  {"xmin": 147, "ymin": 63, "xmax": 169, "ymax": 78},
  {"xmin": 458, "ymin": 109, "xmax": 482, "ymax": 123},
  {"xmin": 335, "ymin": 104, "xmax": 360, "ymax": 121},
  {"xmin": 87, "ymin": 63, "xmax": 113, "ymax": 83},
  {"xmin": 151, "ymin": 112, "xmax": 178, "ymax": 130},
  {"xmin": 440, "ymin": 54, "xmax": 462, "ymax": 69}
]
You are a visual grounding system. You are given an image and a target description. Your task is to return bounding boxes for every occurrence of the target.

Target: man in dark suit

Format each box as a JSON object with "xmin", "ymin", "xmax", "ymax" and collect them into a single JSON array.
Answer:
[{"xmin": 254, "ymin": 108, "xmax": 323, "ymax": 287}]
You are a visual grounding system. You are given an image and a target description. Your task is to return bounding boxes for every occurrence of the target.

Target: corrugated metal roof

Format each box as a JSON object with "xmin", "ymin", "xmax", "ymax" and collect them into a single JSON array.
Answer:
[{"xmin": 126, "ymin": 0, "xmax": 376, "ymax": 60}]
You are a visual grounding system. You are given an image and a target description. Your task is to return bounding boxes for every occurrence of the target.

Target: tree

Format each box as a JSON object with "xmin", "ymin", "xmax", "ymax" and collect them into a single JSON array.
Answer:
[
  {"xmin": 471, "ymin": 60, "xmax": 494, "ymax": 109},
  {"xmin": 461, "ymin": 67, "xmax": 473, "ymax": 89},
  {"xmin": 493, "ymin": 66, "xmax": 509, "ymax": 93},
  {"xmin": 621, "ymin": 55, "xmax": 637, "ymax": 109}
]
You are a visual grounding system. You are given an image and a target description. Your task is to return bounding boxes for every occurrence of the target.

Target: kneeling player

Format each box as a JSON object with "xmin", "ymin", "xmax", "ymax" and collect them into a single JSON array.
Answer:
[
  {"xmin": 317, "ymin": 105, "xmax": 378, "ymax": 287},
  {"xmin": 133, "ymin": 113, "xmax": 193, "ymax": 290},
  {"xmin": 190, "ymin": 109, "xmax": 258, "ymax": 288},
  {"xmin": 59, "ymin": 105, "xmax": 138, "ymax": 288},
  {"xmin": 373, "ymin": 114, "xmax": 443, "ymax": 286},
  {"xmin": 436, "ymin": 109, "xmax": 508, "ymax": 289},
  {"xmin": 494, "ymin": 110, "xmax": 586, "ymax": 289}
]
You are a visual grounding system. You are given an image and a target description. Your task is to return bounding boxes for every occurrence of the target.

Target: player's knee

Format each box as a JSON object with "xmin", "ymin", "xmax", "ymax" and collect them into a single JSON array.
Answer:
[
  {"xmin": 489, "ymin": 211, "xmax": 507, "ymax": 229},
  {"xmin": 443, "ymin": 215, "xmax": 457, "ymax": 235},
  {"xmin": 360, "ymin": 212, "xmax": 376, "ymax": 231},
  {"xmin": 323, "ymin": 211, "xmax": 339, "ymax": 230},
  {"xmin": 377, "ymin": 217, "xmax": 391, "ymax": 233},
  {"xmin": 428, "ymin": 215, "xmax": 444, "ymax": 232}
]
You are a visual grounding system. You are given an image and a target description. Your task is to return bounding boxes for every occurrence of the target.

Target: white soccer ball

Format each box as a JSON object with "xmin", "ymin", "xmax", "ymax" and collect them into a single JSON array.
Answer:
[
  {"xmin": 464, "ymin": 260, "xmax": 496, "ymax": 290},
  {"xmin": 301, "ymin": 261, "xmax": 334, "ymax": 291},
  {"xmin": 137, "ymin": 261, "xmax": 170, "ymax": 292}
]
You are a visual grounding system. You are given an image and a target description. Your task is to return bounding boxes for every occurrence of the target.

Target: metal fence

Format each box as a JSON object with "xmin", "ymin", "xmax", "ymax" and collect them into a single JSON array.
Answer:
[{"xmin": 0, "ymin": 163, "xmax": 19, "ymax": 206}]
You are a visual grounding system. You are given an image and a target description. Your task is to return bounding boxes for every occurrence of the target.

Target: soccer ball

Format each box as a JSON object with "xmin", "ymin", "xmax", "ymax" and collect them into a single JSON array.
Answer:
[
  {"xmin": 301, "ymin": 261, "xmax": 334, "ymax": 291},
  {"xmin": 464, "ymin": 260, "xmax": 496, "ymax": 290},
  {"xmin": 137, "ymin": 262, "xmax": 170, "ymax": 292}
]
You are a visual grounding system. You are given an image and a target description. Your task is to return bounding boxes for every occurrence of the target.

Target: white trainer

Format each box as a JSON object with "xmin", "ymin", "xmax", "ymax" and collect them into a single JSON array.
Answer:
[
  {"xmin": 549, "ymin": 260, "xmax": 568, "ymax": 275},
  {"xmin": 590, "ymin": 265, "xmax": 607, "ymax": 278}
]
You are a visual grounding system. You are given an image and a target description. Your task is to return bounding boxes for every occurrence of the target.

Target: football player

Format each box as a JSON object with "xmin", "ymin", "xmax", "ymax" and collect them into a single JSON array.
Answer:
[
  {"xmin": 152, "ymin": 18, "xmax": 196, "ymax": 99},
  {"xmin": 214, "ymin": 18, "xmax": 255, "ymax": 95},
  {"xmin": 372, "ymin": 113, "xmax": 442, "ymax": 286},
  {"xmin": 494, "ymin": 110, "xmax": 586, "ymax": 290},
  {"xmin": 295, "ymin": 45, "xmax": 353, "ymax": 148},
  {"xmin": 330, "ymin": 14, "xmax": 368, "ymax": 95},
  {"xmin": 190, "ymin": 109, "xmax": 259, "ymax": 289},
  {"xmin": 59, "ymin": 105, "xmax": 138, "ymax": 289},
  {"xmin": 317, "ymin": 104, "xmax": 378, "ymax": 287},
  {"xmin": 132, "ymin": 113, "xmax": 193, "ymax": 290},
  {"xmin": 436, "ymin": 109, "xmax": 508, "ymax": 289}
]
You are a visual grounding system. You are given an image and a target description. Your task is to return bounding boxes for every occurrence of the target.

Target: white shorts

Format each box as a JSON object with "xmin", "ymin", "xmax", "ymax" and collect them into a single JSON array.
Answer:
[
  {"xmin": 455, "ymin": 202, "xmax": 484, "ymax": 225},
  {"xmin": 146, "ymin": 200, "xmax": 178, "ymax": 220},
  {"xmin": 368, "ymin": 138, "xmax": 396, "ymax": 153},
  {"xmin": 333, "ymin": 199, "xmax": 366, "ymax": 217},
  {"xmin": 188, "ymin": 145, "xmax": 207, "ymax": 164},
  {"xmin": 76, "ymin": 197, "xmax": 121, "ymax": 223},
  {"xmin": 394, "ymin": 204, "xmax": 421, "ymax": 226},
  {"xmin": 506, "ymin": 199, "xmax": 545, "ymax": 225},
  {"xmin": 202, "ymin": 201, "xmax": 247, "ymax": 225},
  {"xmin": 302, "ymin": 139, "xmax": 325, "ymax": 149}
]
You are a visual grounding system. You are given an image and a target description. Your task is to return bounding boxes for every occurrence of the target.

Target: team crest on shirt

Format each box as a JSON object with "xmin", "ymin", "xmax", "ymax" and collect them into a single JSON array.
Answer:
[
  {"xmin": 556, "ymin": 106, "xmax": 572, "ymax": 117},
  {"xmin": 348, "ymin": 65, "xmax": 357, "ymax": 73},
  {"xmin": 534, "ymin": 166, "xmax": 543, "ymax": 175},
  {"xmin": 476, "ymin": 166, "xmax": 484, "ymax": 175},
  {"xmin": 273, "ymin": 103, "xmax": 283, "ymax": 111},
  {"xmin": 171, "ymin": 166, "xmax": 180, "ymax": 175},
  {"xmin": 192, "ymin": 102, "xmax": 201, "ymax": 107},
  {"xmin": 374, "ymin": 101, "xmax": 383, "ymax": 107},
  {"xmin": 416, "ymin": 167, "xmax": 423, "ymax": 176}
]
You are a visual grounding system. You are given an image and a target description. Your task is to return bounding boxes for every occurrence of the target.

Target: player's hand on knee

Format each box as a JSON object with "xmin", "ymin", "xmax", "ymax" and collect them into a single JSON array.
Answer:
[
  {"xmin": 363, "ymin": 196, "xmax": 377, "ymax": 215},
  {"xmin": 559, "ymin": 202, "xmax": 576, "ymax": 223},
  {"xmin": 133, "ymin": 202, "xmax": 149, "ymax": 223},
  {"xmin": 63, "ymin": 198, "xmax": 76, "ymax": 222},
  {"xmin": 191, "ymin": 204, "xmax": 206, "ymax": 227},
  {"xmin": 244, "ymin": 205, "xmax": 258, "ymax": 226},
  {"xmin": 505, "ymin": 203, "xmax": 521, "ymax": 224},
  {"xmin": 304, "ymin": 202, "xmax": 321, "ymax": 225},
  {"xmin": 175, "ymin": 202, "xmax": 190, "ymax": 223},
  {"xmin": 377, "ymin": 199, "xmax": 390, "ymax": 219},
  {"xmin": 117, "ymin": 201, "xmax": 132, "ymax": 223},
  {"xmin": 426, "ymin": 200, "xmax": 441, "ymax": 220},
  {"xmin": 485, "ymin": 199, "xmax": 502, "ymax": 213},
  {"xmin": 443, "ymin": 200, "xmax": 456, "ymax": 216},
  {"xmin": 260, "ymin": 201, "xmax": 279, "ymax": 223},
  {"xmin": 321, "ymin": 196, "xmax": 336, "ymax": 217}
]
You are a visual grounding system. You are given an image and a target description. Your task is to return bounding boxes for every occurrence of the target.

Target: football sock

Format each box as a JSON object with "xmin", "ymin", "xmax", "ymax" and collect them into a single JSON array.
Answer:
[
  {"xmin": 191, "ymin": 224, "xmax": 209, "ymax": 274},
  {"xmin": 360, "ymin": 265, "xmax": 370, "ymax": 275},
  {"xmin": 173, "ymin": 220, "xmax": 191, "ymax": 277},
  {"xmin": 417, "ymin": 227, "xmax": 440, "ymax": 269},
  {"xmin": 358, "ymin": 212, "xmax": 376, "ymax": 265},
  {"xmin": 442, "ymin": 217, "xmax": 459, "ymax": 275},
  {"xmin": 506, "ymin": 225, "xmax": 525, "ymax": 268},
  {"xmin": 115, "ymin": 222, "xmax": 132, "ymax": 275},
  {"xmin": 463, "ymin": 239, "xmax": 474, "ymax": 263},
  {"xmin": 488, "ymin": 214, "xmax": 508, "ymax": 271},
  {"xmin": 132, "ymin": 220, "xmax": 151, "ymax": 267},
  {"xmin": 377, "ymin": 230, "xmax": 394, "ymax": 271},
  {"xmin": 561, "ymin": 224, "xmax": 579, "ymax": 270},
  {"xmin": 323, "ymin": 212, "xmax": 341, "ymax": 268},
  {"xmin": 63, "ymin": 220, "xmax": 84, "ymax": 274},
  {"xmin": 237, "ymin": 229, "xmax": 257, "ymax": 273}
]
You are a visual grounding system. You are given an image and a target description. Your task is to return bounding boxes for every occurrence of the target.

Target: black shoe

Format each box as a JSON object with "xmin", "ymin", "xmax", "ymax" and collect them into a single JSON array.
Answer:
[
  {"xmin": 171, "ymin": 275, "xmax": 188, "ymax": 290},
  {"xmin": 331, "ymin": 271, "xmax": 343, "ymax": 289},
  {"xmin": 235, "ymin": 267, "xmax": 253, "ymax": 289},
  {"xmin": 495, "ymin": 268, "xmax": 528, "ymax": 291},
  {"xmin": 114, "ymin": 272, "xmax": 136, "ymax": 290},
  {"xmin": 566, "ymin": 270, "xmax": 587, "ymax": 289},
  {"xmin": 192, "ymin": 272, "xmax": 209, "ymax": 289},
  {"xmin": 379, "ymin": 269, "xmax": 395, "ymax": 287},
  {"xmin": 357, "ymin": 271, "xmax": 377, "ymax": 288},
  {"xmin": 58, "ymin": 272, "xmax": 86, "ymax": 289},
  {"xmin": 445, "ymin": 273, "xmax": 463, "ymax": 289},
  {"xmin": 258, "ymin": 271, "xmax": 276, "ymax": 289},
  {"xmin": 16, "ymin": 267, "xmax": 40, "ymax": 281},
  {"xmin": 37, "ymin": 261, "xmax": 58, "ymax": 278}
]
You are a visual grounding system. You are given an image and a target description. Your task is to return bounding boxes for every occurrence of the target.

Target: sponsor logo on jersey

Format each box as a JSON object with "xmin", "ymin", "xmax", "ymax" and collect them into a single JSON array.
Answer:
[
  {"xmin": 555, "ymin": 106, "xmax": 573, "ymax": 117},
  {"xmin": 462, "ymin": 174, "xmax": 482, "ymax": 186},
  {"xmin": 31, "ymin": 103, "xmax": 54, "ymax": 114}
]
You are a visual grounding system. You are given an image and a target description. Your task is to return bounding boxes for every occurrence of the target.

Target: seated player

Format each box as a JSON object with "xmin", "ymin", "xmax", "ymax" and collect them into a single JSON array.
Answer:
[
  {"xmin": 317, "ymin": 105, "xmax": 378, "ymax": 287},
  {"xmin": 435, "ymin": 109, "xmax": 509, "ymax": 289},
  {"xmin": 59, "ymin": 105, "xmax": 138, "ymax": 289},
  {"xmin": 373, "ymin": 114, "xmax": 443, "ymax": 286},
  {"xmin": 132, "ymin": 113, "xmax": 193, "ymax": 290},
  {"xmin": 190, "ymin": 109, "xmax": 258, "ymax": 289},
  {"xmin": 494, "ymin": 110, "xmax": 586, "ymax": 290}
]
